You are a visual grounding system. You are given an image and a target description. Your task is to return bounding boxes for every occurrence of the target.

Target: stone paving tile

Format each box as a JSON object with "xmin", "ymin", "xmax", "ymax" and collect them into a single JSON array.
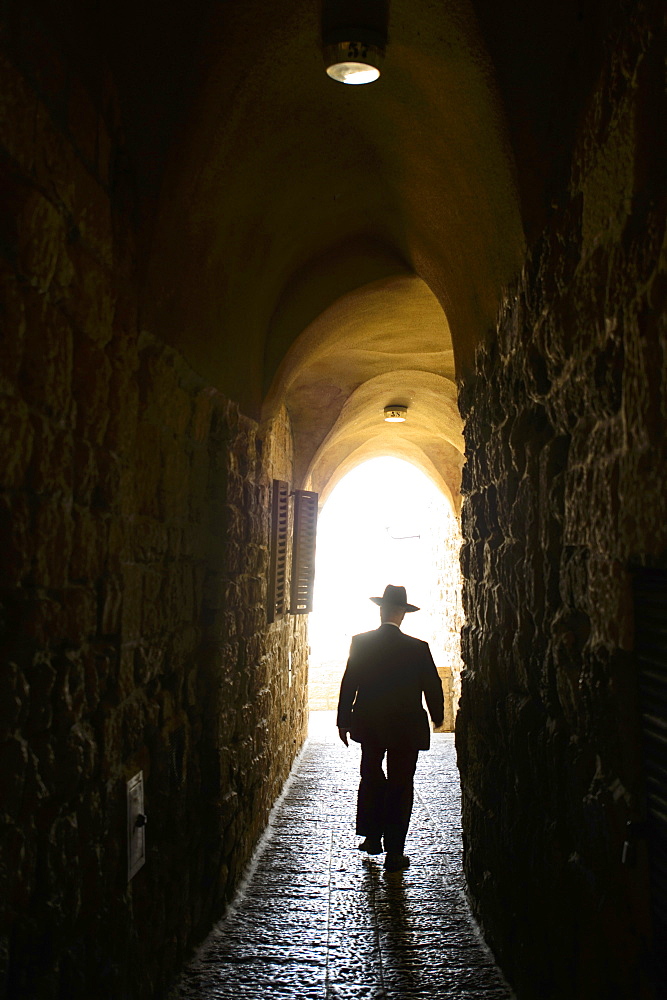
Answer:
[{"xmin": 169, "ymin": 712, "xmax": 515, "ymax": 1000}]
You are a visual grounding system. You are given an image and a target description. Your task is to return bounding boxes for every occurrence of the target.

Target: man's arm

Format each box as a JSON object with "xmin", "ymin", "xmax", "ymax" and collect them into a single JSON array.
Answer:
[
  {"xmin": 421, "ymin": 642, "xmax": 444, "ymax": 728},
  {"xmin": 336, "ymin": 637, "xmax": 359, "ymax": 746}
]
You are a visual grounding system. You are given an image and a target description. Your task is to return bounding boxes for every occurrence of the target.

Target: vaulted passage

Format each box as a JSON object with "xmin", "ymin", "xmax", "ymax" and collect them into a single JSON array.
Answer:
[{"xmin": 0, "ymin": 1, "xmax": 665, "ymax": 999}]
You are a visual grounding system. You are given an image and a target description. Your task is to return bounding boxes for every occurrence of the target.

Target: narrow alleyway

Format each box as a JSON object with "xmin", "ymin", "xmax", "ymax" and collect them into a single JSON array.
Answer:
[{"xmin": 170, "ymin": 714, "xmax": 514, "ymax": 1000}]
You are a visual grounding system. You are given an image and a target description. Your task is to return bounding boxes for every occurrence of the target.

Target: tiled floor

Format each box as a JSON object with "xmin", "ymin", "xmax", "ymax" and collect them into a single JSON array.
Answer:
[{"xmin": 170, "ymin": 712, "xmax": 514, "ymax": 999}]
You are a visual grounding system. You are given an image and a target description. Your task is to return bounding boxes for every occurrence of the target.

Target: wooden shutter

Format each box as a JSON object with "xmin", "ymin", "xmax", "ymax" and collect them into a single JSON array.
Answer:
[
  {"xmin": 634, "ymin": 567, "xmax": 667, "ymax": 989},
  {"xmin": 290, "ymin": 489, "xmax": 318, "ymax": 614},
  {"xmin": 268, "ymin": 480, "xmax": 289, "ymax": 622}
]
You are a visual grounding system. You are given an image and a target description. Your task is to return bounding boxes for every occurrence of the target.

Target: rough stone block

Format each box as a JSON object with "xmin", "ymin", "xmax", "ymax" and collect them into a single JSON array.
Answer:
[
  {"xmin": 92, "ymin": 448, "xmax": 121, "ymax": 512},
  {"xmin": 69, "ymin": 507, "xmax": 107, "ymax": 583},
  {"xmin": 82, "ymin": 642, "xmax": 115, "ymax": 710},
  {"xmin": 0, "ymin": 737, "xmax": 29, "ymax": 817},
  {"xmin": 119, "ymin": 563, "xmax": 143, "ymax": 641},
  {"xmin": 21, "ymin": 292, "xmax": 73, "ymax": 418},
  {"xmin": 31, "ymin": 496, "xmax": 74, "ymax": 589},
  {"xmin": 25, "ymin": 657, "xmax": 56, "ymax": 736},
  {"xmin": 17, "ymin": 189, "xmax": 71, "ymax": 295},
  {"xmin": 0, "ymin": 53, "xmax": 40, "ymax": 173},
  {"xmin": 62, "ymin": 586, "xmax": 98, "ymax": 644},
  {"xmin": 0, "ymin": 662, "xmax": 30, "ymax": 742},
  {"xmin": 105, "ymin": 365, "xmax": 139, "ymax": 453},
  {"xmin": 161, "ymin": 443, "xmax": 190, "ymax": 520},
  {"xmin": 26, "ymin": 414, "xmax": 73, "ymax": 497},
  {"xmin": 98, "ymin": 573, "xmax": 122, "ymax": 636},
  {"xmin": 72, "ymin": 333, "xmax": 111, "ymax": 444},
  {"xmin": 72, "ymin": 437, "xmax": 96, "ymax": 505},
  {"xmin": 0, "ymin": 264, "xmax": 27, "ymax": 390},
  {"xmin": 66, "ymin": 242, "xmax": 115, "ymax": 347},
  {"xmin": 132, "ymin": 422, "xmax": 163, "ymax": 518},
  {"xmin": 0, "ymin": 492, "xmax": 31, "ymax": 587}
]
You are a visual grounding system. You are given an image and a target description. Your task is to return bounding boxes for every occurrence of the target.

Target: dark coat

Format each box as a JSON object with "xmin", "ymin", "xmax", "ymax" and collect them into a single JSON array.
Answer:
[{"xmin": 336, "ymin": 624, "xmax": 445, "ymax": 750}]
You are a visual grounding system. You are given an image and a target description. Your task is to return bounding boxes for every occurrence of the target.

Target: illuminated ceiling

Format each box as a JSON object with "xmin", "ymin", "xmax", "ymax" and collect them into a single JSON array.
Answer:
[{"xmin": 93, "ymin": 0, "xmax": 581, "ymax": 502}]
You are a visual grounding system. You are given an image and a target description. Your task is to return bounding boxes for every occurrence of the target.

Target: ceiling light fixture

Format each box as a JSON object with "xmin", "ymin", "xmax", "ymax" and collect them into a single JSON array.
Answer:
[
  {"xmin": 323, "ymin": 28, "xmax": 385, "ymax": 85},
  {"xmin": 384, "ymin": 404, "xmax": 407, "ymax": 423}
]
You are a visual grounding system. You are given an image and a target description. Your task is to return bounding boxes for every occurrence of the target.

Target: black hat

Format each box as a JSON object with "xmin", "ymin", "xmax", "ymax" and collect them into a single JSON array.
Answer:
[{"xmin": 370, "ymin": 584, "xmax": 419, "ymax": 613}]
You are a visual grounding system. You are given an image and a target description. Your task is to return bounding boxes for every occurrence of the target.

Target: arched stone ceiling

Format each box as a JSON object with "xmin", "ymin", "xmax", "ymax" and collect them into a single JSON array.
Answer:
[
  {"xmin": 304, "ymin": 370, "xmax": 464, "ymax": 513},
  {"xmin": 141, "ymin": 0, "xmax": 525, "ymax": 428},
  {"xmin": 80, "ymin": 0, "xmax": 597, "ymax": 507},
  {"xmin": 27, "ymin": 0, "xmax": 608, "ymax": 506},
  {"xmin": 263, "ymin": 274, "xmax": 462, "ymax": 501}
]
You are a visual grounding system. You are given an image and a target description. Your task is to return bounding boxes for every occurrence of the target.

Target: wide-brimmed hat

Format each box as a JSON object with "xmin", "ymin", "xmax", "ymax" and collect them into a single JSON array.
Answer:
[{"xmin": 370, "ymin": 584, "xmax": 419, "ymax": 613}]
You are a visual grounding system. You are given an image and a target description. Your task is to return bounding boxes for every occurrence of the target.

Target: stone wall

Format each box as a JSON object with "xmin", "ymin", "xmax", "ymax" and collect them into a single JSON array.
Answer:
[
  {"xmin": 0, "ymin": 40, "xmax": 307, "ymax": 1000},
  {"xmin": 421, "ymin": 499, "xmax": 464, "ymax": 731},
  {"xmin": 456, "ymin": 3, "xmax": 666, "ymax": 997}
]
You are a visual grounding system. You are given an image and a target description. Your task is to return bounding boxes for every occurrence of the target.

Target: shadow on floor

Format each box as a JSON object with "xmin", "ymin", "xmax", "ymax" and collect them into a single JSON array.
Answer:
[{"xmin": 171, "ymin": 711, "xmax": 514, "ymax": 1000}]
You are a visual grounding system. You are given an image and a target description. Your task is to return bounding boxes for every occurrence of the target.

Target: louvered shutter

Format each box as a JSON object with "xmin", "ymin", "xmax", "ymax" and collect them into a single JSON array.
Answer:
[
  {"xmin": 634, "ymin": 567, "xmax": 667, "ymax": 992},
  {"xmin": 290, "ymin": 490, "xmax": 318, "ymax": 614},
  {"xmin": 268, "ymin": 480, "xmax": 289, "ymax": 622}
]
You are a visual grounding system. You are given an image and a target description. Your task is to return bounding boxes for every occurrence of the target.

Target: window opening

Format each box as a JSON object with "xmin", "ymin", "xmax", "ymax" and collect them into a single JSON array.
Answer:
[
  {"xmin": 291, "ymin": 489, "xmax": 318, "ymax": 614},
  {"xmin": 268, "ymin": 479, "xmax": 289, "ymax": 622}
]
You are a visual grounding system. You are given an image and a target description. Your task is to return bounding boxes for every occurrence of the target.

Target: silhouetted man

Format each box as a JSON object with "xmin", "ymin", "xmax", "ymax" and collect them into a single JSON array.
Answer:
[{"xmin": 337, "ymin": 584, "xmax": 444, "ymax": 873}]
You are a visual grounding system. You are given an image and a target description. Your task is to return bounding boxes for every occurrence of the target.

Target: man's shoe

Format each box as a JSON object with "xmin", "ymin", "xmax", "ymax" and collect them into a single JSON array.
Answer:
[
  {"xmin": 357, "ymin": 838, "xmax": 383, "ymax": 855},
  {"xmin": 384, "ymin": 853, "xmax": 410, "ymax": 873}
]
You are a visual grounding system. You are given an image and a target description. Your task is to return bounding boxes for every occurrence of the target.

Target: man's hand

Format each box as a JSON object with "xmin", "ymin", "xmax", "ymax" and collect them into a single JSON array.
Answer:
[{"xmin": 338, "ymin": 727, "xmax": 349, "ymax": 746}]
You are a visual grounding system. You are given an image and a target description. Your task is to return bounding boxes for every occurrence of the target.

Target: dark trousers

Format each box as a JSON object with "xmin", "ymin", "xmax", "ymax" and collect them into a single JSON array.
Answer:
[{"xmin": 356, "ymin": 743, "xmax": 419, "ymax": 854}]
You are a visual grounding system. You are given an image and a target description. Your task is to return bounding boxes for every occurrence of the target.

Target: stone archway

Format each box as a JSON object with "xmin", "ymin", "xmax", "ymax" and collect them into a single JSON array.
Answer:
[{"xmin": 261, "ymin": 272, "xmax": 464, "ymax": 501}]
